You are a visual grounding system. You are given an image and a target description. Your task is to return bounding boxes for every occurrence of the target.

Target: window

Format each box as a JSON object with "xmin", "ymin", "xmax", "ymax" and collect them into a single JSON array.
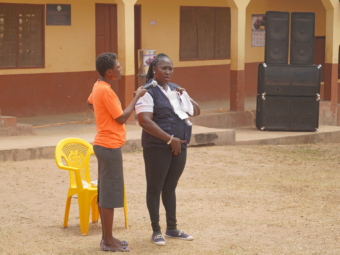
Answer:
[
  {"xmin": 0, "ymin": 4, "xmax": 44, "ymax": 68},
  {"xmin": 180, "ymin": 7, "xmax": 230, "ymax": 60}
]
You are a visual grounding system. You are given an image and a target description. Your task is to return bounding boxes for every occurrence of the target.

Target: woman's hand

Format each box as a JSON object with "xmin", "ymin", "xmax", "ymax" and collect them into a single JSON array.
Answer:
[
  {"xmin": 116, "ymin": 86, "xmax": 147, "ymax": 125},
  {"xmin": 135, "ymin": 86, "xmax": 148, "ymax": 98},
  {"xmin": 175, "ymin": 87, "xmax": 186, "ymax": 95},
  {"xmin": 170, "ymin": 137, "xmax": 185, "ymax": 155},
  {"xmin": 87, "ymin": 100, "xmax": 94, "ymax": 111}
]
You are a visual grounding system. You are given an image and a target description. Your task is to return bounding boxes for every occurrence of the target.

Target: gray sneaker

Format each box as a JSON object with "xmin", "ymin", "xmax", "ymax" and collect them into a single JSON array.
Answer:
[
  {"xmin": 165, "ymin": 230, "xmax": 193, "ymax": 240},
  {"xmin": 152, "ymin": 234, "xmax": 166, "ymax": 246}
]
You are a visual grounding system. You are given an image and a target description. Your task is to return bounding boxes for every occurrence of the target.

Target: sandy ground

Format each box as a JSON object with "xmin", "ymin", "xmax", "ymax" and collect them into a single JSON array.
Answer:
[{"xmin": 0, "ymin": 144, "xmax": 340, "ymax": 254}]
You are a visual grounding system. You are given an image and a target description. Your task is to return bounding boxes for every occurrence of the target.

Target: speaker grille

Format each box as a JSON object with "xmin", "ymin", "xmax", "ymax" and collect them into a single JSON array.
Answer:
[
  {"xmin": 290, "ymin": 12, "xmax": 315, "ymax": 65},
  {"xmin": 270, "ymin": 21, "xmax": 288, "ymax": 40},
  {"xmin": 291, "ymin": 43, "xmax": 313, "ymax": 63},
  {"xmin": 265, "ymin": 11, "xmax": 290, "ymax": 64},
  {"xmin": 292, "ymin": 21, "xmax": 314, "ymax": 42},
  {"xmin": 290, "ymin": 97, "xmax": 319, "ymax": 130},
  {"xmin": 267, "ymin": 43, "xmax": 289, "ymax": 61},
  {"xmin": 257, "ymin": 64, "xmax": 321, "ymax": 96},
  {"xmin": 291, "ymin": 66, "xmax": 320, "ymax": 95},
  {"xmin": 256, "ymin": 95, "xmax": 319, "ymax": 131}
]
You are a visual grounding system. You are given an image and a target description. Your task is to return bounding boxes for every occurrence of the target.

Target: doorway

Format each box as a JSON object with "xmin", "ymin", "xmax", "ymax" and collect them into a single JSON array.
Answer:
[
  {"xmin": 134, "ymin": 5, "xmax": 142, "ymax": 90},
  {"xmin": 314, "ymin": 36, "xmax": 325, "ymax": 82},
  {"xmin": 95, "ymin": 4, "xmax": 118, "ymax": 94}
]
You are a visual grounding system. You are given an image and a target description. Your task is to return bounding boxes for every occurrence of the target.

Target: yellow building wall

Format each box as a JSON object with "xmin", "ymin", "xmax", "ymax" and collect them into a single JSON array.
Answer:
[
  {"xmin": 0, "ymin": 0, "xmax": 118, "ymax": 75},
  {"xmin": 245, "ymin": 0, "xmax": 326, "ymax": 63},
  {"xmin": 0, "ymin": 0, "xmax": 328, "ymax": 75},
  {"xmin": 1, "ymin": 0, "xmax": 233, "ymax": 76},
  {"xmin": 136, "ymin": 0, "xmax": 231, "ymax": 68}
]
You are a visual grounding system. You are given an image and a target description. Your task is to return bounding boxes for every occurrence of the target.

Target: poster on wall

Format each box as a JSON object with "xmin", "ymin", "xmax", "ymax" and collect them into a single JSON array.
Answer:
[
  {"xmin": 143, "ymin": 54, "xmax": 155, "ymax": 66},
  {"xmin": 252, "ymin": 14, "xmax": 266, "ymax": 47}
]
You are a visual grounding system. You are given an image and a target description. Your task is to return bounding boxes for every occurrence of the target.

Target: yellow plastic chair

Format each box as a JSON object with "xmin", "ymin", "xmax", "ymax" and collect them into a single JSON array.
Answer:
[{"xmin": 55, "ymin": 138, "xmax": 128, "ymax": 235}]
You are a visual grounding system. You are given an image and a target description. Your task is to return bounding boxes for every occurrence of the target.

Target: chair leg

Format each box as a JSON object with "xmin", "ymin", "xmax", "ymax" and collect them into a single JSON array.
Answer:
[
  {"xmin": 124, "ymin": 187, "xmax": 128, "ymax": 229},
  {"xmin": 78, "ymin": 195, "xmax": 91, "ymax": 236},
  {"xmin": 92, "ymin": 195, "xmax": 99, "ymax": 223},
  {"xmin": 63, "ymin": 196, "xmax": 72, "ymax": 228}
]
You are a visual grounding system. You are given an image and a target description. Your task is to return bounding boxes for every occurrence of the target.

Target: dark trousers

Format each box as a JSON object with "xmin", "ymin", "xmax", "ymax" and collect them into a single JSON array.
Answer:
[{"xmin": 143, "ymin": 147, "xmax": 187, "ymax": 233}]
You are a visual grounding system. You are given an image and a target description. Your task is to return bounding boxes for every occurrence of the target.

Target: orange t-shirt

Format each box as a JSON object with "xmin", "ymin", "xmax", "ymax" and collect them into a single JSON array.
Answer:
[{"xmin": 88, "ymin": 81, "xmax": 126, "ymax": 149}]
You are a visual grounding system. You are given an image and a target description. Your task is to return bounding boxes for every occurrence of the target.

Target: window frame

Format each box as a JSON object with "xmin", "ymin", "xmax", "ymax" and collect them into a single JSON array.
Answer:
[
  {"xmin": 0, "ymin": 3, "xmax": 45, "ymax": 70},
  {"xmin": 179, "ymin": 6, "xmax": 231, "ymax": 61}
]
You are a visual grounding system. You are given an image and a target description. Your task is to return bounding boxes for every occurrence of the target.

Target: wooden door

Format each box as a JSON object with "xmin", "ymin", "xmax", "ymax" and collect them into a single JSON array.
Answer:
[
  {"xmin": 95, "ymin": 4, "xmax": 118, "ymax": 93},
  {"xmin": 339, "ymin": 45, "xmax": 340, "ymax": 79},
  {"xmin": 134, "ymin": 5, "xmax": 142, "ymax": 90},
  {"xmin": 314, "ymin": 36, "xmax": 325, "ymax": 82}
]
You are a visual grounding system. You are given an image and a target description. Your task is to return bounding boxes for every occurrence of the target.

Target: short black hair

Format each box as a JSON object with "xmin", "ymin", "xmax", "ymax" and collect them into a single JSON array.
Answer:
[
  {"xmin": 146, "ymin": 53, "xmax": 172, "ymax": 81},
  {"xmin": 96, "ymin": 52, "xmax": 117, "ymax": 77}
]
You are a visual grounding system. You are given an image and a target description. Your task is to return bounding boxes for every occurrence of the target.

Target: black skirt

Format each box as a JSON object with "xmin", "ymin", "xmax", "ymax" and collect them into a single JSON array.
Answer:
[{"xmin": 93, "ymin": 145, "xmax": 124, "ymax": 208}]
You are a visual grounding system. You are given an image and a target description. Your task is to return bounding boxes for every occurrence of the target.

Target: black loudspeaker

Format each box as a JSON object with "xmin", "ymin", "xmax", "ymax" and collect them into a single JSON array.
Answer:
[
  {"xmin": 290, "ymin": 12, "xmax": 315, "ymax": 65},
  {"xmin": 257, "ymin": 64, "xmax": 321, "ymax": 96},
  {"xmin": 265, "ymin": 11, "xmax": 290, "ymax": 64},
  {"xmin": 256, "ymin": 95, "xmax": 319, "ymax": 131}
]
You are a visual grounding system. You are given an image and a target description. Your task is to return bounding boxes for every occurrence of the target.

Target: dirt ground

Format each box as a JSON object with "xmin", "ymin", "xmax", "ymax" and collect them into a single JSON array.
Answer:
[{"xmin": 0, "ymin": 144, "xmax": 340, "ymax": 254}]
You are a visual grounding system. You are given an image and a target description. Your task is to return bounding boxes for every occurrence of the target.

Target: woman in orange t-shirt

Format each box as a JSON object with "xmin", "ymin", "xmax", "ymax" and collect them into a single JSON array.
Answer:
[{"xmin": 87, "ymin": 53, "xmax": 146, "ymax": 252}]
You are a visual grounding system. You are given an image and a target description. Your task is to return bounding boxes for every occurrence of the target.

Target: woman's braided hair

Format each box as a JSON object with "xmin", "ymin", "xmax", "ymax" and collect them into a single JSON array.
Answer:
[
  {"xmin": 145, "ymin": 53, "xmax": 172, "ymax": 82},
  {"xmin": 96, "ymin": 52, "xmax": 117, "ymax": 77}
]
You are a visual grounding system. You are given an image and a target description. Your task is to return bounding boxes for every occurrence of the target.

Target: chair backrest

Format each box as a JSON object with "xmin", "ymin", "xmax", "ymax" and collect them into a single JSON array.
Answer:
[{"xmin": 55, "ymin": 138, "xmax": 94, "ymax": 189}]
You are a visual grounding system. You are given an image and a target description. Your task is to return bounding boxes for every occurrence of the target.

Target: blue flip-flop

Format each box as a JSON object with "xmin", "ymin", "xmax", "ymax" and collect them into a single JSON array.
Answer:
[
  {"xmin": 100, "ymin": 242, "xmax": 130, "ymax": 252},
  {"xmin": 100, "ymin": 239, "xmax": 129, "ymax": 247}
]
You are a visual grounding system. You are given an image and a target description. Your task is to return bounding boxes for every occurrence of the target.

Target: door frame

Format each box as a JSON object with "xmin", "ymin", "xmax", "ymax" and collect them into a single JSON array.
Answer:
[{"xmin": 134, "ymin": 4, "xmax": 142, "ymax": 90}]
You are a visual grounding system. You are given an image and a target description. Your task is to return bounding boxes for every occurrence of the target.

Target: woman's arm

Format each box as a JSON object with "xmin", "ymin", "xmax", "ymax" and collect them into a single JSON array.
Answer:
[
  {"xmin": 138, "ymin": 112, "xmax": 184, "ymax": 154},
  {"xmin": 189, "ymin": 98, "xmax": 200, "ymax": 117},
  {"xmin": 115, "ymin": 87, "xmax": 147, "ymax": 125},
  {"xmin": 87, "ymin": 100, "xmax": 94, "ymax": 111}
]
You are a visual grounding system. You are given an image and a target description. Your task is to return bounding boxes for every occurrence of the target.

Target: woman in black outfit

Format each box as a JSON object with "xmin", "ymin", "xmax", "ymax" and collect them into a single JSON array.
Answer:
[{"xmin": 136, "ymin": 53, "xmax": 200, "ymax": 245}]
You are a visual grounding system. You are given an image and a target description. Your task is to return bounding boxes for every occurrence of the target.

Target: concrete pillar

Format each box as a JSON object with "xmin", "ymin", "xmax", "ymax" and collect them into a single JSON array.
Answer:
[
  {"xmin": 226, "ymin": 0, "xmax": 251, "ymax": 112},
  {"xmin": 321, "ymin": 0, "xmax": 339, "ymax": 123},
  {"xmin": 116, "ymin": 0, "xmax": 137, "ymax": 124}
]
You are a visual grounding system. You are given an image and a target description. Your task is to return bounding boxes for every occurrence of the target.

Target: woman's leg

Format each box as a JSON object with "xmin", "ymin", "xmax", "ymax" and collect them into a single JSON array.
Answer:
[
  {"xmin": 161, "ymin": 149, "xmax": 187, "ymax": 230},
  {"xmin": 96, "ymin": 156, "xmax": 104, "ymax": 241},
  {"xmin": 94, "ymin": 145, "xmax": 125, "ymax": 250},
  {"xmin": 143, "ymin": 148, "xmax": 172, "ymax": 234}
]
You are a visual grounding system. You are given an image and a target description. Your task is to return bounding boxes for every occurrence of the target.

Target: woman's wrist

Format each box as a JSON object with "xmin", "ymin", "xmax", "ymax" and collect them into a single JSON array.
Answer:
[{"xmin": 167, "ymin": 135, "xmax": 174, "ymax": 145}]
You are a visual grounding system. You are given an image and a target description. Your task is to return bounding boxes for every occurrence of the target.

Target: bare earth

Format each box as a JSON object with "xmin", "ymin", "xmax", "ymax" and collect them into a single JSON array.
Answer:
[{"xmin": 0, "ymin": 144, "xmax": 340, "ymax": 255}]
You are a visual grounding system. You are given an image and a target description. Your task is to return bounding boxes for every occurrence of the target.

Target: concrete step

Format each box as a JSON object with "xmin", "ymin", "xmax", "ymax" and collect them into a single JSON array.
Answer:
[
  {"xmin": 0, "ymin": 113, "xmax": 33, "ymax": 137},
  {"xmin": 235, "ymin": 125, "xmax": 340, "ymax": 145},
  {"xmin": 0, "ymin": 122, "xmax": 34, "ymax": 137},
  {"xmin": 16, "ymin": 123, "xmax": 34, "ymax": 136},
  {"xmin": 189, "ymin": 110, "xmax": 255, "ymax": 129},
  {"xmin": 0, "ymin": 127, "xmax": 16, "ymax": 136},
  {"xmin": 0, "ymin": 125, "xmax": 234, "ymax": 162},
  {"xmin": 0, "ymin": 116, "xmax": 17, "ymax": 128}
]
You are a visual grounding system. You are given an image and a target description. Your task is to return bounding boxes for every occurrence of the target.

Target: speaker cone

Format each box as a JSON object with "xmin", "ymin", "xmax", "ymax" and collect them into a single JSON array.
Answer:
[
  {"xmin": 268, "ymin": 43, "xmax": 288, "ymax": 60},
  {"xmin": 291, "ymin": 44, "xmax": 313, "ymax": 63},
  {"xmin": 292, "ymin": 21, "xmax": 313, "ymax": 42},
  {"xmin": 268, "ymin": 21, "xmax": 288, "ymax": 40}
]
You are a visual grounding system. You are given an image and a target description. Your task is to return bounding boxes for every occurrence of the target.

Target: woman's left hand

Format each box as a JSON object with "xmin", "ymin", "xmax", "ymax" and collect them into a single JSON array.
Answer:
[{"xmin": 175, "ymin": 87, "xmax": 186, "ymax": 95}]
